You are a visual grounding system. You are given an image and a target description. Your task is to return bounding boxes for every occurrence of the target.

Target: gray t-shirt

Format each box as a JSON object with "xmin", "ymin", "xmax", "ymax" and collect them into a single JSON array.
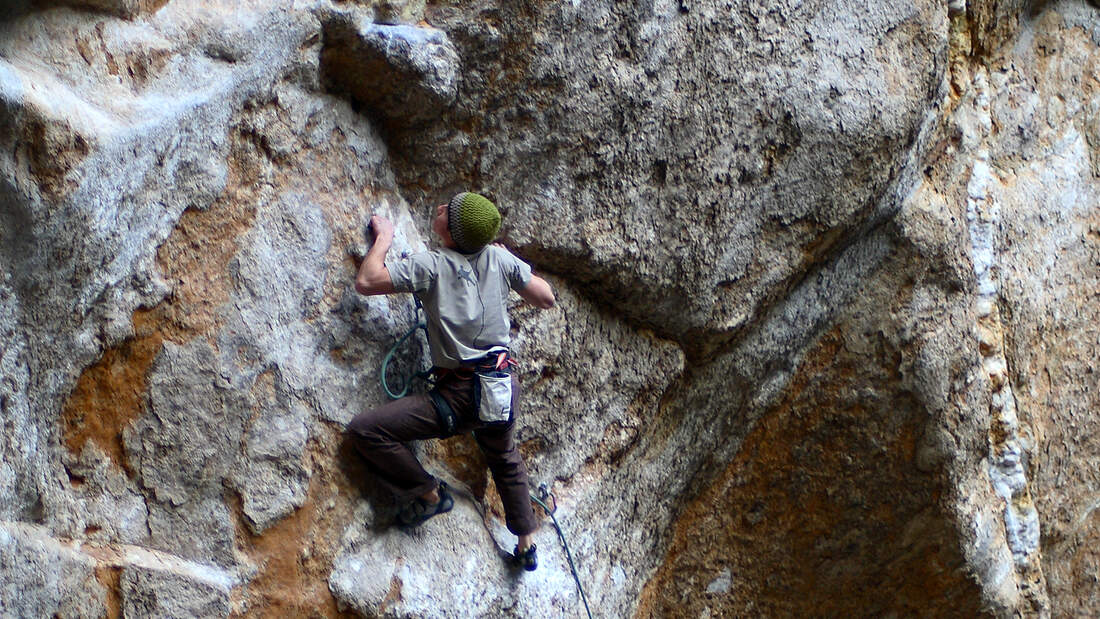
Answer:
[{"xmin": 387, "ymin": 245, "xmax": 533, "ymax": 369}]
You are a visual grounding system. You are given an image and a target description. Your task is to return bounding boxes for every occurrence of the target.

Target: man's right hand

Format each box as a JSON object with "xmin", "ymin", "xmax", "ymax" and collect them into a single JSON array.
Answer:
[
  {"xmin": 357, "ymin": 215, "xmax": 396, "ymax": 296},
  {"xmin": 369, "ymin": 215, "xmax": 394, "ymax": 242}
]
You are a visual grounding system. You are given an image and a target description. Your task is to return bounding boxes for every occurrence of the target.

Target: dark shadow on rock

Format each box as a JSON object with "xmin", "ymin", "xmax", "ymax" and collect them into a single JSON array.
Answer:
[
  {"xmin": 26, "ymin": 0, "xmax": 170, "ymax": 20},
  {"xmin": 335, "ymin": 430, "xmax": 397, "ymax": 531}
]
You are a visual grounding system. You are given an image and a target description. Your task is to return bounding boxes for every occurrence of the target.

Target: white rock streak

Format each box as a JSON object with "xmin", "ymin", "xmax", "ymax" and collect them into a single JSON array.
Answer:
[{"xmin": 963, "ymin": 69, "xmax": 1047, "ymax": 608}]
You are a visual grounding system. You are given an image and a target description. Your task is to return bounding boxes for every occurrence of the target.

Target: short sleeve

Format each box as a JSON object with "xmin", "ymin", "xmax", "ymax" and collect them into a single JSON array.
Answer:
[
  {"xmin": 387, "ymin": 251, "xmax": 439, "ymax": 293},
  {"xmin": 497, "ymin": 247, "xmax": 533, "ymax": 292}
]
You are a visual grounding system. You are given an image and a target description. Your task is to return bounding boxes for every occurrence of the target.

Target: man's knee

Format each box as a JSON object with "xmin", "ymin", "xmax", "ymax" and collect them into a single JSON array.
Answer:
[{"xmin": 347, "ymin": 410, "xmax": 384, "ymax": 443}]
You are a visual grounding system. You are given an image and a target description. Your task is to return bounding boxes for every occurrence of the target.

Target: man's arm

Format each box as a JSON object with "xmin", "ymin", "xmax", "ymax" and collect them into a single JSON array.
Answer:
[
  {"xmin": 354, "ymin": 215, "xmax": 397, "ymax": 296},
  {"xmin": 492, "ymin": 242, "xmax": 555, "ymax": 309},
  {"xmin": 518, "ymin": 274, "xmax": 555, "ymax": 309}
]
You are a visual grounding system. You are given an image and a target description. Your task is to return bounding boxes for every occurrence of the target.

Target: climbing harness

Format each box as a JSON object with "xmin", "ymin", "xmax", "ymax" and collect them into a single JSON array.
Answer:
[
  {"xmin": 380, "ymin": 298, "xmax": 432, "ymax": 399},
  {"xmin": 530, "ymin": 484, "xmax": 593, "ymax": 619}
]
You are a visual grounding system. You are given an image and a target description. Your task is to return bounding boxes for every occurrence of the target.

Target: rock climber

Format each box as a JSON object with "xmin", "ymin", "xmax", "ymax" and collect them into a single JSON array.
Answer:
[{"xmin": 347, "ymin": 192, "xmax": 555, "ymax": 571}]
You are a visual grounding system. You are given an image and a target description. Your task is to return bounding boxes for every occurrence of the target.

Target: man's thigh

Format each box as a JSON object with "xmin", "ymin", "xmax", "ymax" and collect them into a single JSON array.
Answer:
[{"xmin": 349, "ymin": 394, "xmax": 444, "ymax": 443}]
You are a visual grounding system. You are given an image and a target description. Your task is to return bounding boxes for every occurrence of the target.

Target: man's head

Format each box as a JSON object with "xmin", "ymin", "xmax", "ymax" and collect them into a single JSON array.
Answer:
[{"xmin": 435, "ymin": 192, "xmax": 501, "ymax": 253}]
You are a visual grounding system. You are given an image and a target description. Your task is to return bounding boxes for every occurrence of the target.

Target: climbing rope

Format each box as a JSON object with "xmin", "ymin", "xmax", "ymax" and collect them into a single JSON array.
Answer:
[
  {"xmin": 531, "ymin": 485, "xmax": 593, "ymax": 619},
  {"xmin": 380, "ymin": 299, "xmax": 431, "ymax": 399}
]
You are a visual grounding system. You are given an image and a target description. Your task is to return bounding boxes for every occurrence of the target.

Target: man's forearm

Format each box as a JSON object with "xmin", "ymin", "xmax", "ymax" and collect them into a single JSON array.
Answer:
[
  {"xmin": 363, "ymin": 234, "xmax": 391, "ymax": 273},
  {"xmin": 519, "ymin": 275, "xmax": 555, "ymax": 309},
  {"xmin": 355, "ymin": 223, "xmax": 395, "ymax": 295}
]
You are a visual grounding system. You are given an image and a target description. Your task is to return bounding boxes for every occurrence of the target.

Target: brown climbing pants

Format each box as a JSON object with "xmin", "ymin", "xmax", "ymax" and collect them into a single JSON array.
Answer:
[{"xmin": 347, "ymin": 370, "xmax": 538, "ymax": 536}]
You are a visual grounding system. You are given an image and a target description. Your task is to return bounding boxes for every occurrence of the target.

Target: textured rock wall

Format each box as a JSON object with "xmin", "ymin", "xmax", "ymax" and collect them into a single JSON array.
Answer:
[{"xmin": 1, "ymin": 0, "xmax": 1098, "ymax": 617}]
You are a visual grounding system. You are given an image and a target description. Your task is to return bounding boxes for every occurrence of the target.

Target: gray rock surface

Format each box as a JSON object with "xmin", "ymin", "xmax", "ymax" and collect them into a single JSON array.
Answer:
[
  {"xmin": 127, "ymin": 339, "xmax": 246, "ymax": 566},
  {"xmin": 1, "ymin": 0, "xmax": 1099, "ymax": 617},
  {"xmin": 389, "ymin": 0, "xmax": 949, "ymax": 358},
  {"xmin": 122, "ymin": 561, "xmax": 231, "ymax": 619},
  {"xmin": 0, "ymin": 519, "xmax": 235, "ymax": 618},
  {"xmin": 0, "ymin": 521, "xmax": 106, "ymax": 618}
]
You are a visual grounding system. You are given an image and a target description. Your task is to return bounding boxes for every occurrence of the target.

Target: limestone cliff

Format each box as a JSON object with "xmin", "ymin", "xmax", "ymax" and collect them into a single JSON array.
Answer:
[{"xmin": 0, "ymin": 0, "xmax": 1097, "ymax": 617}]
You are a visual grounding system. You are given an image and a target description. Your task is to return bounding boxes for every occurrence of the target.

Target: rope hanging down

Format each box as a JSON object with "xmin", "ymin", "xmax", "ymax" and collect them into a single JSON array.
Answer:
[
  {"xmin": 531, "ymin": 485, "xmax": 593, "ymax": 619},
  {"xmin": 380, "ymin": 299, "xmax": 431, "ymax": 399}
]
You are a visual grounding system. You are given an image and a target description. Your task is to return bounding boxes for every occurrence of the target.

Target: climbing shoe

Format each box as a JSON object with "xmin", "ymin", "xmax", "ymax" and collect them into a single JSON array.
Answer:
[
  {"xmin": 513, "ymin": 544, "xmax": 537, "ymax": 572},
  {"xmin": 396, "ymin": 481, "xmax": 454, "ymax": 528}
]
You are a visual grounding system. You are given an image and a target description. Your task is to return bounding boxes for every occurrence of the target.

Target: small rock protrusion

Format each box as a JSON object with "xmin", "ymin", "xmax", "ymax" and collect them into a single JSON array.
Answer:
[{"xmin": 977, "ymin": 325, "xmax": 999, "ymax": 356}]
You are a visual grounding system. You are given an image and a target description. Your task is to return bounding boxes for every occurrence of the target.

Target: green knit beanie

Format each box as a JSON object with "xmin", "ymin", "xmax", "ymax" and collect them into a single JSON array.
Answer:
[{"xmin": 447, "ymin": 192, "xmax": 501, "ymax": 252}]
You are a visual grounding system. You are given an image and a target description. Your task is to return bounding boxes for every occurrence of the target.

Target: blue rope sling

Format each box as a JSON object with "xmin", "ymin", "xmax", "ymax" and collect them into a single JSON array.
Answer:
[{"xmin": 379, "ymin": 298, "xmax": 431, "ymax": 399}]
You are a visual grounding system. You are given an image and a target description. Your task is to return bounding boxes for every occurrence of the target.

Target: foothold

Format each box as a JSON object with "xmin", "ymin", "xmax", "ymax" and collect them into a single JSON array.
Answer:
[
  {"xmin": 915, "ymin": 443, "xmax": 940, "ymax": 473},
  {"xmin": 705, "ymin": 569, "xmax": 732, "ymax": 595},
  {"xmin": 348, "ymin": 242, "xmax": 367, "ymax": 260},
  {"xmin": 977, "ymin": 326, "xmax": 999, "ymax": 356},
  {"xmin": 975, "ymin": 297, "xmax": 995, "ymax": 318},
  {"xmin": 989, "ymin": 367, "xmax": 1008, "ymax": 391}
]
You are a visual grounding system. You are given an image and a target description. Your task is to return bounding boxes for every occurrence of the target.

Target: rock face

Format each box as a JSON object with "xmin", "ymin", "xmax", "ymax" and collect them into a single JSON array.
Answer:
[{"xmin": 0, "ymin": 0, "xmax": 1097, "ymax": 617}]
